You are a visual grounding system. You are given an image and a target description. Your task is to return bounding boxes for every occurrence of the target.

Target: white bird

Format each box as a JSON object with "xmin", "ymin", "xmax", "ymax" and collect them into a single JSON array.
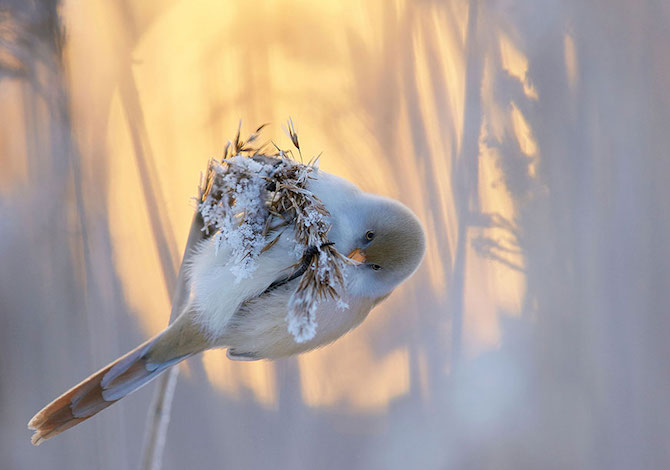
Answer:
[{"xmin": 28, "ymin": 167, "xmax": 426, "ymax": 445}]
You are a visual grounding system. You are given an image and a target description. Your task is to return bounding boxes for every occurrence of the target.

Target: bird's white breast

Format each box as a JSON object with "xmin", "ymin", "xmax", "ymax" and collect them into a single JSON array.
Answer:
[{"xmin": 220, "ymin": 269, "xmax": 378, "ymax": 359}]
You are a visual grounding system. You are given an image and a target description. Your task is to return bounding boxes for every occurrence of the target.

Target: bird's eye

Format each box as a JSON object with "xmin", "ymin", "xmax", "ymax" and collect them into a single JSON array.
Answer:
[
  {"xmin": 370, "ymin": 264, "xmax": 382, "ymax": 271},
  {"xmin": 365, "ymin": 230, "xmax": 375, "ymax": 241}
]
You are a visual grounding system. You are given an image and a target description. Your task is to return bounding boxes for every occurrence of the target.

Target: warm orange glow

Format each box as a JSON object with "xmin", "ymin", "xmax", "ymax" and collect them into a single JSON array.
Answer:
[
  {"xmin": 511, "ymin": 102, "xmax": 538, "ymax": 157},
  {"xmin": 202, "ymin": 350, "xmax": 277, "ymax": 408},
  {"xmin": 499, "ymin": 32, "xmax": 538, "ymax": 100},
  {"xmin": 461, "ymin": 142, "xmax": 526, "ymax": 356},
  {"xmin": 0, "ymin": 82, "xmax": 28, "ymax": 194},
  {"xmin": 298, "ymin": 341, "xmax": 410, "ymax": 411},
  {"xmin": 47, "ymin": 0, "xmax": 535, "ymax": 410},
  {"xmin": 564, "ymin": 33, "xmax": 578, "ymax": 90},
  {"xmin": 106, "ymin": 91, "xmax": 173, "ymax": 335}
]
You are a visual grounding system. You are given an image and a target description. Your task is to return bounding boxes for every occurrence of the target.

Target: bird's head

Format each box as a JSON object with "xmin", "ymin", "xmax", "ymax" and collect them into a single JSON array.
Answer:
[
  {"xmin": 341, "ymin": 194, "xmax": 426, "ymax": 299},
  {"xmin": 306, "ymin": 171, "xmax": 426, "ymax": 300}
]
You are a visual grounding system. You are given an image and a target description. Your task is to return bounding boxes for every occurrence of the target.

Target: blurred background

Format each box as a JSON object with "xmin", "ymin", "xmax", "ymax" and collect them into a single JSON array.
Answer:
[{"xmin": 2, "ymin": 0, "xmax": 670, "ymax": 468}]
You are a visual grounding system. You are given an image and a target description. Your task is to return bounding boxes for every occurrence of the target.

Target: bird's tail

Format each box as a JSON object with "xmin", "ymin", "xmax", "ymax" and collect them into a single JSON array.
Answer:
[{"xmin": 28, "ymin": 332, "xmax": 192, "ymax": 445}]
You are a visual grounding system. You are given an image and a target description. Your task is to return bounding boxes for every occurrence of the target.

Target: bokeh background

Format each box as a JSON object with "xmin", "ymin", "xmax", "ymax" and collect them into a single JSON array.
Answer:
[{"xmin": 2, "ymin": 0, "xmax": 670, "ymax": 469}]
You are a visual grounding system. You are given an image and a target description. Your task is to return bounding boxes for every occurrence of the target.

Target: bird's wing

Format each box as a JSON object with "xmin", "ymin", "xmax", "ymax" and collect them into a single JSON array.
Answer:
[{"xmin": 187, "ymin": 228, "xmax": 300, "ymax": 339}]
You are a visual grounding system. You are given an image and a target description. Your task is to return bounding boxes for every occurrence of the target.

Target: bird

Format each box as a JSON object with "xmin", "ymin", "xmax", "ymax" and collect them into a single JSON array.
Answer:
[{"xmin": 28, "ymin": 166, "xmax": 426, "ymax": 445}]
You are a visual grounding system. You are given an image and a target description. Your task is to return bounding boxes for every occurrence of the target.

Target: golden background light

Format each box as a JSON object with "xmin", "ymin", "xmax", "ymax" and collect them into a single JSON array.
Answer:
[
  {"xmin": 4, "ymin": 0, "xmax": 669, "ymax": 469},
  {"xmin": 55, "ymin": 0, "xmax": 527, "ymax": 410},
  {"xmin": 0, "ymin": 0, "xmax": 533, "ymax": 411}
]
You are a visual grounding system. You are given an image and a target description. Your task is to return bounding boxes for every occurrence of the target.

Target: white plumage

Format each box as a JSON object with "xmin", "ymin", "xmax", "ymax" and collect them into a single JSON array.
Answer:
[
  {"xmin": 186, "ymin": 170, "xmax": 423, "ymax": 358},
  {"xmin": 28, "ymin": 166, "xmax": 425, "ymax": 444}
]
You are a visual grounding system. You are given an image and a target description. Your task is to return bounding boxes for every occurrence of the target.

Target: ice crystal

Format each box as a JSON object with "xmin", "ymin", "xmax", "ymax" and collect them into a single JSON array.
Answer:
[{"xmin": 199, "ymin": 155, "xmax": 272, "ymax": 280}]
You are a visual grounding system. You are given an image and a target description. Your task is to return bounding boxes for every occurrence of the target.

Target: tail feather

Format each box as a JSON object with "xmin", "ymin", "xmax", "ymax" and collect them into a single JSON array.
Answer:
[
  {"xmin": 28, "ymin": 335, "xmax": 189, "ymax": 445},
  {"xmin": 102, "ymin": 354, "xmax": 187, "ymax": 402}
]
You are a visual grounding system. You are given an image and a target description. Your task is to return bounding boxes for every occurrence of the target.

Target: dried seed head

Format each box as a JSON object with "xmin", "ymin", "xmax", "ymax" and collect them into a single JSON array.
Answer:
[{"xmin": 197, "ymin": 123, "xmax": 346, "ymax": 342}]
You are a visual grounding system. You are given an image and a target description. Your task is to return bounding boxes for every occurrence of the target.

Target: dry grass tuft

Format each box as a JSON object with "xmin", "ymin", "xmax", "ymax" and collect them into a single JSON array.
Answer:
[{"xmin": 197, "ymin": 121, "xmax": 348, "ymax": 342}]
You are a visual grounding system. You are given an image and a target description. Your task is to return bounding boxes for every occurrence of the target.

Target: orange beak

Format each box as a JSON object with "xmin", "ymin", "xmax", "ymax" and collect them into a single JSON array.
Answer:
[{"xmin": 347, "ymin": 248, "xmax": 366, "ymax": 265}]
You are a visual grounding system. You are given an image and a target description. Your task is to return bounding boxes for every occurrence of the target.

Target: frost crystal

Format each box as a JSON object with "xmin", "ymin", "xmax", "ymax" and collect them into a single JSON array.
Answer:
[
  {"xmin": 286, "ymin": 295, "xmax": 318, "ymax": 344},
  {"xmin": 199, "ymin": 155, "xmax": 272, "ymax": 280},
  {"xmin": 197, "ymin": 123, "xmax": 348, "ymax": 342}
]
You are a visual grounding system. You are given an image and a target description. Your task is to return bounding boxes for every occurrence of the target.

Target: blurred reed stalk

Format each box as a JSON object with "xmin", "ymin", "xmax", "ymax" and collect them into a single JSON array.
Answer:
[
  {"xmin": 105, "ymin": 40, "xmax": 186, "ymax": 469},
  {"xmin": 448, "ymin": 0, "xmax": 482, "ymax": 364},
  {"xmin": 139, "ymin": 213, "xmax": 205, "ymax": 470}
]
